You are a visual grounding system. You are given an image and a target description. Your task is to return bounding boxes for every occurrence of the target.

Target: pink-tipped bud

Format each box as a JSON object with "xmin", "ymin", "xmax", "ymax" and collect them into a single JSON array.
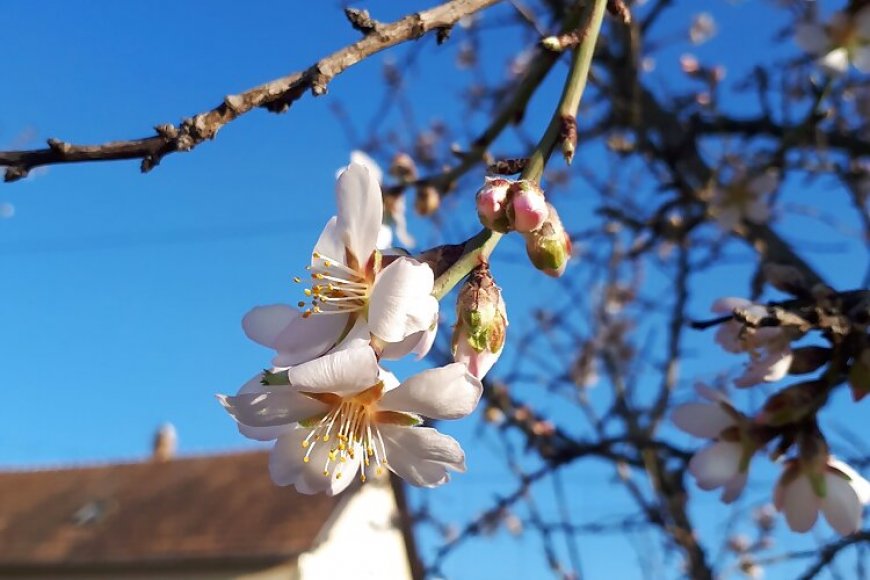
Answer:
[
  {"xmin": 508, "ymin": 181, "xmax": 549, "ymax": 233},
  {"xmin": 476, "ymin": 178, "xmax": 512, "ymax": 232},
  {"xmin": 452, "ymin": 264, "xmax": 508, "ymax": 379},
  {"xmin": 523, "ymin": 203, "xmax": 571, "ymax": 277}
]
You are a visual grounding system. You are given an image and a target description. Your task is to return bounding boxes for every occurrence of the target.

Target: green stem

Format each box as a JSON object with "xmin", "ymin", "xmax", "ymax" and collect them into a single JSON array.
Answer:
[
  {"xmin": 522, "ymin": 0, "xmax": 608, "ymax": 183},
  {"xmin": 431, "ymin": 0, "xmax": 608, "ymax": 299}
]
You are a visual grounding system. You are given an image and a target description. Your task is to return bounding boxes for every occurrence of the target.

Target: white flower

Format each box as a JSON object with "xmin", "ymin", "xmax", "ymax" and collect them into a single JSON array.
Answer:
[
  {"xmin": 672, "ymin": 389, "xmax": 751, "ymax": 503},
  {"xmin": 711, "ymin": 298, "xmax": 793, "ymax": 388},
  {"xmin": 774, "ymin": 457, "xmax": 870, "ymax": 535},
  {"xmin": 710, "ymin": 169, "xmax": 779, "ymax": 230},
  {"xmin": 219, "ymin": 347, "xmax": 482, "ymax": 495},
  {"xmin": 690, "ymin": 12, "xmax": 717, "ymax": 45},
  {"xmin": 244, "ymin": 163, "xmax": 438, "ymax": 366},
  {"xmin": 346, "ymin": 150, "xmax": 415, "ymax": 250},
  {"xmin": 796, "ymin": 7, "xmax": 870, "ymax": 74}
]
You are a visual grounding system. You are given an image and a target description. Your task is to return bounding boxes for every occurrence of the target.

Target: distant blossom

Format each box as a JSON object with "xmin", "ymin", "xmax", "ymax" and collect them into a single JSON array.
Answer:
[{"xmin": 796, "ymin": 7, "xmax": 870, "ymax": 74}]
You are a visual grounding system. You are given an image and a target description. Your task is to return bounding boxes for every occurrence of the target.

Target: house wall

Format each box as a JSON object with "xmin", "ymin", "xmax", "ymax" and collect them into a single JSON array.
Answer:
[{"xmin": 296, "ymin": 479, "xmax": 412, "ymax": 580}]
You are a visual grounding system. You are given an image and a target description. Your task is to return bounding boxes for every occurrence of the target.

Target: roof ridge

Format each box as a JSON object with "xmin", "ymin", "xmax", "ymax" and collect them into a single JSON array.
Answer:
[{"xmin": 0, "ymin": 447, "xmax": 267, "ymax": 474}]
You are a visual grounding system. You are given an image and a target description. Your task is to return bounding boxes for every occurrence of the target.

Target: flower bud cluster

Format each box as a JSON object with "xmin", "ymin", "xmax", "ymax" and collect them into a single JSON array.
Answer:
[{"xmin": 476, "ymin": 178, "xmax": 571, "ymax": 276}]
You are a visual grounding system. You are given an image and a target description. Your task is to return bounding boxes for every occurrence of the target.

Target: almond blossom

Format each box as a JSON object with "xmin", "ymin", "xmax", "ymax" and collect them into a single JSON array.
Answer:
[
  {"xmin": 711, "ymin": 298, "xmax": 794, "ymax": 388},
  {"xmin": 243, "ymin": 163, "xmax": 438, "ymax": 367},
  {"xmin": 774, "ymin": 456, "xmax": 870, "ymax": 535},
  {"xmin": 219, "ymin": 346, "xmax": 482, "ymax": 495},
  {"xmin": 710, "ymin": 168, "xmax": 779, "ymax": 231},
  {"xmin": 796, "ymin": 7, "xmax": 870, "ymax": 74},
  {"xmin": 672, "ymin": 387, "xmax": 753, "ymax": 503}
]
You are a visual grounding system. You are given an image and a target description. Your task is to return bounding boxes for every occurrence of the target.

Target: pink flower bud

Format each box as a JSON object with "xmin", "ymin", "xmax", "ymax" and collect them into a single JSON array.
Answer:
[
  {"xmin": 451, "ymin": 265, "xmax": 508, "ymax": 379},
  {"xmin": 508, "ymin": 181, "xmax": 549, "ymax": 233},
  {"xmin": 476, "ymin": 178, "xmax": 512, "ymax": 232},
  {"xmin": 523, "ymin": 203, "xmax": 571, "ymax": 276}
]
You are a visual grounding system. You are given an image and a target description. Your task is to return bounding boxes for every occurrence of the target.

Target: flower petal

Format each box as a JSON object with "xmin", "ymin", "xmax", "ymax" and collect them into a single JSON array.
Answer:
[
  {"xmin": 271, "ymin": 312, "xmax": 351, "ymax": 367},
  {"xmin": 711, "ymin": 297, "xmax": 751, "ymax": 315},
  {"xmin": 350, "ymin": 150, "xmax": 383, "ymax": 185},
  {"xmin": 379, "ymin": 363, "xmax": 483, "ymax": 420},
  {"xmin": 689, "ymin": 441, "xmax": 741, "ymax": 490},
  {"xmin": 285, "ymin": 346, "xmax": 379, "ymax": 394},
  {"xmin": 381, "ymin": 325, "xmax": 438, "ymax": 361},
  {"xmin": 671, "ymin": 402, "xmax": 735, "ymax": 438},
  {"xmin": 218, "ymin": 388, "xmax": 328, "ymax": 432},
  {"xmin": 379, "ymin": 425, "xmax": 466, "ymax": 487},
  {"xmin": 828, "ymin": 458, "xmax": 870, "ymax": 504},
  {"xmin": 242, "ymin": 305, "xmax": 297, "ymax": 349},
  {"xmin": 376, "ymin": 224, "xmax": 393, "ymax": 251},
  {"xmin": 270, "ymin": 429, "xmax": 362, "ymax": 496},
  {"xmin": 734, "ymin": 348, "xmax": 792, "ymax": 388},
  {"xmin": 368, "ymin": 257, "xmax": 438, "ymax": 343},
  {"xmin": 822, "ymin": 472, "xmax": 864, "ymax": 535},
  {"xmin": 270, "ymin": 429, "xmax": 310, "ymax": 487},
  {"xmin": 336, "ymin": 163, "xmax": 382, "ymax": 264},
  {"xmin": 312, "ymin": 216, "xmax": 346, "ymax": 266},
  {"xmin": 819, "ymin": 48, "xmax": 849, "ymax": 74},
  {"xmin": 781, "ymin": 476, "xmax": 820, "ymax": 533},
  {"xmin": 721, "ymin": 472, "xmax": 748, "ymax": 504},
  {"xmin": 220, "ymin": 375, "xmax": 296, "ymax": 441},
  {"xmin": 795, "ymin": 23, "xmax": 829, "ymax": 55},
  {"xmin": 852, "ymin": 45, "xmax": 870, "ymax": 74}
]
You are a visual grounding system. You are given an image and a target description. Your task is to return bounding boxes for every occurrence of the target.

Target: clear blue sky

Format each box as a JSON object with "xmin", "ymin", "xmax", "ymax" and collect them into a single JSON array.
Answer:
[{"xmin": 1, "ymin": 1, "xmax": 866, "ymax": 578}]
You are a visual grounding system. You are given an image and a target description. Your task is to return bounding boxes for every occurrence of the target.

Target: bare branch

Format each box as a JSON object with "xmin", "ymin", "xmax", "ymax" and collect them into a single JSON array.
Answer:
[{"xmin": 0, "ymin": 0, "xmax": 501, "ymax": 182}]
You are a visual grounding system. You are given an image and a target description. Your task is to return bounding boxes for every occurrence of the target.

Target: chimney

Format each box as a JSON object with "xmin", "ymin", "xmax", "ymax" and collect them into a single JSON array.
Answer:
[{"xmin": 152, "ymin": 423, "xmax": 177, "ymax": 462}]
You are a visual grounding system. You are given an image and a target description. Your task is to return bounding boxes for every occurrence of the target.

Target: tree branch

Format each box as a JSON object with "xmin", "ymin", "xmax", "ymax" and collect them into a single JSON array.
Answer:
[{"xmin": 0, "ymin": 0, "xmax": 501, "ymax": 182}]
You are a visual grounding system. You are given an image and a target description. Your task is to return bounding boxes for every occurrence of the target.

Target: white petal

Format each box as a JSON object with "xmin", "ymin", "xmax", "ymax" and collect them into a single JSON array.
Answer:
[
  {"xmin": 379, "ymin": 425, "xmax": 466, "ymax": 487},
  {"xmin": 852, "ymin": 46, "xmax": 870, "ymax": 73},
  {"xmin": 285, "ymin": 346, "xmax": 379, "ymax": 394},
  {"xmin": 781, "ymin": 476, "xmax": 820, "ymax": 532},
  {"xmin": 822, "ymin": 472, "xmax": 864, "ymax": 535},
  {"xmin": 721, "ymin": 472, "xmax": 748, "ymax": 504},
  {"xmin": 381, "ymin": 325, "xmax": 438, "ymax": 361},
  {"xmin": 828, "ymin": 458, "xmax": 870, "ymax": 504},
  {"xmin": 350, "ymin": 150, "xmax": 383, "ymax": 185},
  {"xmin": 734, "ymin": 348, "xmax": 792, "ymax": 388},
  {"xmin": 270, "ymin": 430, "xmax": 310, "ymax": 487},
  {"xmin": 745, "ymin": 197, "xmax": 770, "ymax": 224},
  {"xmin": 222, "ymin": 375, "xmax": 295, "ymax": 441},
  {"xmin": 689, "ymin": 441, "xmax": 742, "ymax": 490},
  {"xmin": 270, "ymin": 430, "xmax": 362, "ymax": 495},
  {"xmin": 671, "ymin": 403, "xmax": 734, "ymax": 438},
  {"xmin": 711, "ymin": 297, "xmax": 751, "ymax": 314},
  {"xmin": 714, "ymin": 207, "xmax": 741, "ymax": 231},
  {"xmin": 748, "ymin": 169, "xmax": 780, "ymax": 196},
  {"xmin": 368, "ymin": 258, "xmax": 438, "ymax": 343},
  {"xmin": 376, "ymin": 224, "xmax": 393, "ymax": 251},
  {"xmin": 715, "ymin": 322, "xmax": 745, "ymax": 353},
  {"xmin": 312, "ymin": 216, "xmax": 346, "ymax": 265},
  {"xmin": 218, "ymin": 389, "xmax": 327, "ymax": 431},
  {"xmin": 335, "ymin": 163, "xmax": 382, "ymax": 264},
  {"xmin": 819, "ymin": 48, "xmax": 849, "ymax": 74},
  {"xmin": 271, "ymin": 313, "xmax": 351, "ymax": 367},
  {"xmin": 857, "ymin": 6, "xmax": 870, "ymax": 38},
  {"xmin": 242, "ymin": 305, "xmax": 297, "ymax": 349},
  {"xmin": 379, "ymin": 363, "xmax": 483, "ymax": 420},
  {"xmin": 454, "ymin": 340, "xmax": 502, "ymax": 380},
  {"xmin": 795, "ymin": 23, "xmax": 829, "ymax": 55}
]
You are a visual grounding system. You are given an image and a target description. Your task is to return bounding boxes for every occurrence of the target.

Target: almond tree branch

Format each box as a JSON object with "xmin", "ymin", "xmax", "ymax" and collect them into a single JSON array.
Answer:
[{"xmin": 0, "ymin": 0, "xmax": 501, "ymax": 183}]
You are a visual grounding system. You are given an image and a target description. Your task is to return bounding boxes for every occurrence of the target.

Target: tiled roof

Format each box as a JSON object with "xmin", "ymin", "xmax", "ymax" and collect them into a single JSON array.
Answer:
[{"xmin": 0, "ymin": 451, "xmax": 345, "ymax": 569}]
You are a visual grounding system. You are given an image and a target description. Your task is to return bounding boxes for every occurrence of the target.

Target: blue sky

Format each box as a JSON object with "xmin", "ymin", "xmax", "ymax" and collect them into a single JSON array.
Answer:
[{"xmin": 1, "ymin": 1, "xmax": 867, "ymax": 578}]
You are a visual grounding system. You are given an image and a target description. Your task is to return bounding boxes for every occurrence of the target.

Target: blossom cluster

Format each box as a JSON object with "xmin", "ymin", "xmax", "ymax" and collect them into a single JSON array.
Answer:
[
  {"xmin": 218, "ymin": 162, "xmax": 495, "ymax": 495},
  {"xmin": 674, "ymin": 290, "xmax": 870, "ymax": 536}
]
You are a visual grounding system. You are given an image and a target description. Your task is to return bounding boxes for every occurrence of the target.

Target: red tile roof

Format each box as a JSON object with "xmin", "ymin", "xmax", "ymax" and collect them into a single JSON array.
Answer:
[{"xmin": 0, "ymin": 451, "xmax": 345, "ymax": 569}]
